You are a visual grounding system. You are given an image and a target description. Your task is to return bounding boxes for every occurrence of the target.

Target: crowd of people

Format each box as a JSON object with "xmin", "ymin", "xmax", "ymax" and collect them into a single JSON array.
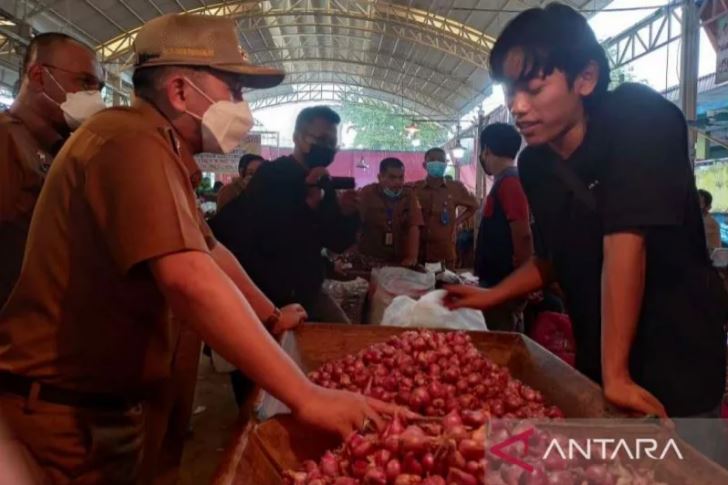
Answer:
[{"xmin": 0, "ymin": 2, "xmax": 726, "ymax": 484}]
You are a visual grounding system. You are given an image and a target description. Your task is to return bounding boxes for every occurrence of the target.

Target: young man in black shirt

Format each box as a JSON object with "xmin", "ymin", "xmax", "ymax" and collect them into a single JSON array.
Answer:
[{"xmin": 446, "ymin": 3, "xmax": 728, "ymax": 418}]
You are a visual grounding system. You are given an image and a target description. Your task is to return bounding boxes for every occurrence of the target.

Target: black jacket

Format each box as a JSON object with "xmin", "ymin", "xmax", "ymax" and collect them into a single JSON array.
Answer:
[{"xmin": 210, "ymin": 156, "xmax": 359, "ymax": 309}]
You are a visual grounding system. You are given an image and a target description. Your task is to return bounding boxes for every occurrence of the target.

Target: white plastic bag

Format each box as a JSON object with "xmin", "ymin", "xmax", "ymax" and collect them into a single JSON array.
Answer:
[
  {"xmin": 371, "ymin": 267, "xmax": 436, "ymax": 296},
  {"xmin": 368, "ymin": 267, "xmax": 436, "ymax": 325},
  {"xmin": 382, "ymin": 289, "xmax": 488, "ymax": 331}
]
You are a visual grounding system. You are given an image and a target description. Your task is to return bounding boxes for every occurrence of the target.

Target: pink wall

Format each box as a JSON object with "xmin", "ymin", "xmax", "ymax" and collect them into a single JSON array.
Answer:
[
  {"xmin": 216, "ymin": 148, "xmax": 482, "ymax": 195},
  {"xmin": 458, "ymin": 162, "xmax": 478, "ymax": 194},
  {"xmin": 259, "ymin": 147, "xmax": 429, "ymax": 188}
]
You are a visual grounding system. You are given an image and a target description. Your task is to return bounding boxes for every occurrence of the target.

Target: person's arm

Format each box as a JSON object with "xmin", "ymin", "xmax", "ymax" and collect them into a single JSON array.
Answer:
[
  {"xmin": 595, "ymin": 86, "xmax": 694, "ymax": 417},
  {"xmin": 216, "ymin": 184, "xmax": 233, "ymax": 210},
  {"xmin": 455, "ymin": 206, "xmax": 475, "ymax": 228},
  {"xmin": 601, "ymin": 232, "xmax": 666, "ymax": 417},
  {"xmin": 444, "ymin": 256, "xmax": 553, "ymax": 310},
  {"xmin": 402, "ymin": 191, "xmax": 424, "ymax": 266},
  {"xmin": 708, "ymin": 217, "xmax": 722, "ymax": 251},
  {"xmin": 211, "ymin": 242, "xmax": 275, "ymax": 319},
  {"xmin": 454, "ymin": 182, "xmax": 478, "ymax": 227},
  {"xmin": 402, "ymin": 224, "xmax": 420, "ymax": 266},
  {"xmin": 211, "ymin": 242, "xmax": 307, "ymax": 333},
  {"xmin": 510, "ymin": 220, "xmax": 533, "ymax": 268},
  {"xmin": 498, "ymin": 178, "xmax": 534, "ymax": 268},
  {"xmin": 150, "ymin": 250, "xmax": 394, "ymax": 437}
]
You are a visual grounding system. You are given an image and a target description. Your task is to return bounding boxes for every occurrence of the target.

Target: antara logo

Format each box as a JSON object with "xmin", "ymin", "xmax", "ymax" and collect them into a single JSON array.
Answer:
[{"xmin": 490, "ymin": 428, "xmax": 684, "ymax": 472}]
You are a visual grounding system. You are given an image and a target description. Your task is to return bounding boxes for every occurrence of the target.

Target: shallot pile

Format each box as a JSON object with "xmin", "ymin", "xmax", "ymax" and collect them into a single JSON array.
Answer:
[
  {"xmin": 284, "ymin": 412, "xmax": 487, "ymax": 485},
  {"xmin": 283, "ymin": 413, "xmax": 665, "ymax": 485},
  {"xmin": 483, "ymin": 422, "xmax": 666, "ymax": 485},
  {"xmin": 307, "ymin": 330, "xmax": 564, "ymax": 419}
]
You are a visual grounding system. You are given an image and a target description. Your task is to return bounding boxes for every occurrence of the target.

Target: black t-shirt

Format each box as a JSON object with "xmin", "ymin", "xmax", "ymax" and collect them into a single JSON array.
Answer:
[
  {"xmin": 520, "ymin": 83, "xmax": 728, "ymax": 416},
  {"xmin": 475, "ymin": 167, "xmax": 519, "ymax": 286}
]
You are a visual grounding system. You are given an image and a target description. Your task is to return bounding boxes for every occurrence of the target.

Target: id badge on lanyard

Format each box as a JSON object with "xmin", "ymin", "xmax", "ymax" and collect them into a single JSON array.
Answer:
[
  {"xmin": 440, "ymin": 200, "xmax": 450, "ymax": 225},
  {"xmin": 384, "ymin": 206, "xmax": 394, "ymax": 247}
]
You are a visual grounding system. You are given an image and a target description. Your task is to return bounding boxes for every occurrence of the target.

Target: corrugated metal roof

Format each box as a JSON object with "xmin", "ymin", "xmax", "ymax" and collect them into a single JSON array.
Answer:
[{"xmin": 2, "ymin": 0, "xmax": 610, "ymax": 118}]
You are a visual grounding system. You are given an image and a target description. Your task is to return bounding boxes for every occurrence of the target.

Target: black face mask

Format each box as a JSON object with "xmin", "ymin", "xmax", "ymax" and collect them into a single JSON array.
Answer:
[{"xmin": 304, "ymin": 142, "xmax": 337, "ymax": 168}]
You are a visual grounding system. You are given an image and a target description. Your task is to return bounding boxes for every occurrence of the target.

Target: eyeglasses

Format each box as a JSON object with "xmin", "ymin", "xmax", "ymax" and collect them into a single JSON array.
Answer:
[{"xmin": 43, "ymin": 64, "xmax": 105, "ymax": 91}]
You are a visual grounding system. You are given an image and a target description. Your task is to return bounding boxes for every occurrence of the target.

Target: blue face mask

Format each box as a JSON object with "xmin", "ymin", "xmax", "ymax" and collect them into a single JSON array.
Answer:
[
  {"xmin": 426, "ymin": 161, "xmax": 447, "ymax": 178},
  {"xmin": 383, "ymin": 187, "xmax": 402, "ymax": 198}
]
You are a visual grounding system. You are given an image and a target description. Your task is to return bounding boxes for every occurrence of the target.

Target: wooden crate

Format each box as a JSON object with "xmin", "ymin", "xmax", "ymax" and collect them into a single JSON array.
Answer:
[
  {"xmin": 242, "ymin": 417, "xmax": 728, "ymax": 485},
  {"xmin": 217, "ymin": 325, "xmax": 728, "ymax": 484}
]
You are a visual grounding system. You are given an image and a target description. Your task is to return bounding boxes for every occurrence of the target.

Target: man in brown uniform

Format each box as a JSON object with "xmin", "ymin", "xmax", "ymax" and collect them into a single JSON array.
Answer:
[
  {"xmin": 0, "ymin": 14, "xmax": 392, "ymax": 483},
  {"xmin": 216, "ymin": 153, "xmax": 265, "ymax": 210},
  {"xmin": 358, "ymin": 157, "xmax": 423, "ymax": 266},
  {"xmin": 414, "ymin": 147, "xmax": 478, "ymax": 268},
  {"xmin": 0, "ymin": 33, "xmax": 105, "ymax": 308}
]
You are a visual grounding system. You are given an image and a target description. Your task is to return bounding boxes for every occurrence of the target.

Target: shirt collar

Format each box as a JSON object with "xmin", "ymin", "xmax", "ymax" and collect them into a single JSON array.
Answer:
[
  {"xmin": 133, "ymin": 98, "xmax": 202, "ymax": 188},
  {"xmin": 494, "ymin": 166, "xmax": 518, "ymax": 183},
  {"xmin": 425, "ymin": 176, "xmax": 446, "ymax": 188}
]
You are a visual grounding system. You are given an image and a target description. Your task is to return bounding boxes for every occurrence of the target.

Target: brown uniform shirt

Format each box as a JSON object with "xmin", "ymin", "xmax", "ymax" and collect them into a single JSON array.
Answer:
[
  {"xmin": 216, "ymin": 176, "xmax": 245, "ymax": 210},
  {"xmin": 414, "ymin": 177, "xmax": 478, "ymax": 264},
  {"xmin": 358, "ymin": 184, "xmax": 424, "ymax": 263},
  {"xmin": 0, "ymin": 99, "xmax": 214, "ymax": 395},
  {"xmin": 0, "ymin": 113, "xmax": 54, "ymax": 307}
]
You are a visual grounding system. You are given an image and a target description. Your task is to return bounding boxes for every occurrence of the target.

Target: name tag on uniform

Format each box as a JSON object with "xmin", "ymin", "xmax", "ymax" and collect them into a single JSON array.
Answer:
[{"xmin": 384, "ymin": 232, "xmax": 394, "ymax": 247}]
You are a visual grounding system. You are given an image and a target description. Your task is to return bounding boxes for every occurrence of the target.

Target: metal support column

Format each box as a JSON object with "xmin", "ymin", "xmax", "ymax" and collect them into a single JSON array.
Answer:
[
  {"xmin": 475, "ymin": 110, "xmax": 486, "ymax": 201},
  {"xmin": 680, "ymin": 0, "xmax": 701, "ymax": 163},
  {"xmin": 473, "ymin": 109, "xmax": 486, "ymax": 236}
]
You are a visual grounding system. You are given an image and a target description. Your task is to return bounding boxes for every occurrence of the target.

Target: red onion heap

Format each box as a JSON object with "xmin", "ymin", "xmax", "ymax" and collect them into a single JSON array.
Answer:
[
  {"xmin": 283, "ymin": 413, "xmax": 664, "ymax": 485},
  {"xmin": 284, "ymin": 412, "xmax": 485, "ymax": 485},
  {"xmin": 307, "ymin": 330, "xmax": 564, "ymax": 419}
]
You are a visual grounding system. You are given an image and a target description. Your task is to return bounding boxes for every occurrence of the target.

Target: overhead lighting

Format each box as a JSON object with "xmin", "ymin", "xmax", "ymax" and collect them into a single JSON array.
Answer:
[
  {"xmin": 452, "ymin": 139, "xmax": 466, "ymax": 160},
  {"xmin": 405, "ymin": 121, "xmax": 420, "ymax": 136}
]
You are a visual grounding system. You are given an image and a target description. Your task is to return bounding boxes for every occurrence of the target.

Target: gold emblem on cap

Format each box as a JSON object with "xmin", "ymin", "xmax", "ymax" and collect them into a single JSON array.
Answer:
[{"xmin": 162, "ymin": 47, "xmax": 215, "ymax": 58}]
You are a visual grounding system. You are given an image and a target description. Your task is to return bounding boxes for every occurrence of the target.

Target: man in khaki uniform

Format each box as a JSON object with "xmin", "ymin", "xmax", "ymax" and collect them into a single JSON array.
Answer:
[
  {"xmin": 0, "ymin": 33, "xmax": 105, "ymax": 308},
  {"xmin": 0, "ymin": 14, "xmax": 393, "ymax": 484},
  {"xmin": 216, "ymin": 153, "xmax": 265, "ymax": 210},
  {"xmin": 358, "ymin": 157, "xmax": 423, "ymax": 266},
  {"xmin": 414, "ymin": 147, "xmax": 478, "ymax": 268}
]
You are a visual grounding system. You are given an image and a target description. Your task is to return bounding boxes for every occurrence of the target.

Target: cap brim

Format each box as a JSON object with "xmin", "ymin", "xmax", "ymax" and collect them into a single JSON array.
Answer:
[{"xmin": 211, "ymin": 63, "xmax": 285, "ymax": 89}]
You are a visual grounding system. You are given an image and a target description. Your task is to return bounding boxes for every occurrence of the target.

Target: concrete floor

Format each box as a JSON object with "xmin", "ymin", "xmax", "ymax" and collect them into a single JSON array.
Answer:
[{"xmin": 176, "ymin": 355, "xmax": 241, "ymax": 485}]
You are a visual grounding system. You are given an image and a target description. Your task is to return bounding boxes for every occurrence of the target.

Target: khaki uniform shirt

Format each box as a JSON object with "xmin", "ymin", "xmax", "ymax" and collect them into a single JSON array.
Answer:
[
  {"xmin": 0, "ymin": 99, "xmax": 214, "ymax": 395},
  {"xmin": 0, "ymin": 113, "xmax": 54, "ymax": 307},
  {"xmin": 414, "ymin": 177, "xmax": 478, "ymax": 264},
  {"xmin": 216, "ymin": 176, "xmax": 246, "ymax": 210},
  {"xmin": 358, "ymin": 184, "xmax": 424, "ymax": 263},
  {"xmin": 704, "ymin": 213, "xmax": 722, "ymax": 252}
]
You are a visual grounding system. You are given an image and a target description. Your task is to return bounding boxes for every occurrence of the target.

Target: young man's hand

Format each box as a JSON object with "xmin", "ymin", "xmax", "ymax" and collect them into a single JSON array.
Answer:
[
  {"xmin": 604, "ymin": 377, "xmax": 667, "ymax": 418},
  {"xmin": 443, "ymin": 284, "xmax": 497, "ymax": 310},
  {"xmin": 293, "ymin": 386, "xmax": 408, "ymax": 439},
  {"xmin": 271, "ymin": 304, "xmax": 307, "ymax": 335},
  {"xmin": 305, "ymin": 167, "xmax": 330, "ymax": 186},
  {"xmin": 305, "ymin": 167, "xmax": 329, "ymax": 209}
]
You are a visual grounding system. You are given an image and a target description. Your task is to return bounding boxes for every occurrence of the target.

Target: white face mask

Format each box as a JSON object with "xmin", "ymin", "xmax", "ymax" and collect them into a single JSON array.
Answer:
[
  {"xmin": 44, "ymin": 68, "xmax": 106, "ymax": 130},
  {"xmin": 184, "ymin": 77, "xmax": 254, "ymax": 154}
]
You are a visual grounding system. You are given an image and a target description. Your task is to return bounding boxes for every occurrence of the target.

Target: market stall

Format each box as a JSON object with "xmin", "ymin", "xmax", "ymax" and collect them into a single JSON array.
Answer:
[{"xmin": 212, "ymin": 326, "xmax": 728, "ymax": 484}]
